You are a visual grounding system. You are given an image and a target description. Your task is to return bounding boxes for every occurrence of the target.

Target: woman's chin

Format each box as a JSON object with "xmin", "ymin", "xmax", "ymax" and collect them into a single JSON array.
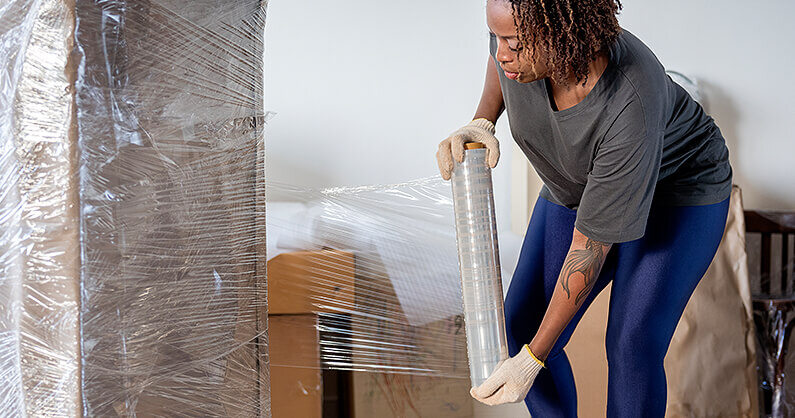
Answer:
[{"xmin": 517, "ymin": 73, "xmax": 541, "ymax": 83}]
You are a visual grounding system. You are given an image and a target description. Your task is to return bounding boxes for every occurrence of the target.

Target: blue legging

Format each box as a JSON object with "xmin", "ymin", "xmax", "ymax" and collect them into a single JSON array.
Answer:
[{"xmin": 505, "ymin": 195, "xmax": 730, "ymax": 417}]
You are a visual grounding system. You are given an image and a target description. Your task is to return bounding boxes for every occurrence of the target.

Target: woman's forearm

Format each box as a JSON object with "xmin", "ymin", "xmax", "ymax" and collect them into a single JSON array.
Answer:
[
  {"xmin": 528, "ymin": 227, "xmax": 612, "ymax": 361},
  {"xmin": 474, "ymin": 56, "xmax": 505, "ymax": 124}
]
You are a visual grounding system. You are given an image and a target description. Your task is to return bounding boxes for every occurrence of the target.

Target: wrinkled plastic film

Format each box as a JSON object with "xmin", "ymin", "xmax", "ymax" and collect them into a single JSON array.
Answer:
[
  {"xmin": 267, "ymin": 179, "xmax": 474, "ymax": 373},
  {"xmin": 1, "ymin": 1, "xmax": 80, "ymax": 415},
  {"xmin": 266, "ymin": 176, "xmax": 514, "ymax": 382},
  {"xmin": 745, "ymin": 211, "xmax": 795, "ymax": 417},
  {"xmin": 1, "ymin": 0, "xmax": 269, "ymax": 416},
  {"xmin": 266, "ymin": 179, "xmax": 488, "ymax": 415},
  {"xmin": 449, "ymin": 147, "xmax": 509, "ymax": 387},
  {"xmin": 262, "ymin": 172, "xmax": 513, "ymax": 415}
]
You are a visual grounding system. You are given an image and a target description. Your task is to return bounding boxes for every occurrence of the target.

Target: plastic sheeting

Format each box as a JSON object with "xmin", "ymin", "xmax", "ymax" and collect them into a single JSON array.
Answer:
[
  {"xmin": 267, "ymin": 178, "xmax": 472, "ymax": 376},
  {"xmin": 0, "ymin": 0, "xmax": 268, "ymax": 416},
  {"xmin": 745, "ymin": 210, "xmax": 795, "ymax": 417},
  {"xmin": 266, "ymin": 178, "xmax": 481, "ymax": 416}
]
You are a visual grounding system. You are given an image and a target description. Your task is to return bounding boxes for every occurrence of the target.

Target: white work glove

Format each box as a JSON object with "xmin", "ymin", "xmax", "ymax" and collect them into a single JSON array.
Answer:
[
  {"xmin": 436, "ymin": 118, "xmax": 500, "ymax": 181},
  {"xmin": 470, "ymin": 344, "xmax": 545, "ymax": 406}
]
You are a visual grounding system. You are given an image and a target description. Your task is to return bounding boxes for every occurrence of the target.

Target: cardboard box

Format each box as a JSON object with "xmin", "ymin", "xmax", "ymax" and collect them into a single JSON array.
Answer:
[
  {"xmin": 269, "ymin": 315, "xmax": 323, "ymax": 418},
  {"xmin": 349, "ymin": 316, "xmax": 474, "ymax": 418},
  {"xmin": 267, "ymin": 250, "xmax": 356, "ymax": 417},
  {"xmin": 268, "ymin": 250, "xmax": 355, "ymax": 315},
  {"xmin": 352, "ymin": 371, "xmax": 473, "ymax": 418},
  {"xmin": 267, "ymin": 248, "xmax": 473, "ymax": 418},
  {"xmin": 348, "ymin": 254, "xmax": 474, "ymax": 417}
]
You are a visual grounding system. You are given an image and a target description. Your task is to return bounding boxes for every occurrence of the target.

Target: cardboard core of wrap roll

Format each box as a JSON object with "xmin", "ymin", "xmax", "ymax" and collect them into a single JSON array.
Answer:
[{"xmin": 464, "ymin": 142, "xmax": 486, "ymax": 150}]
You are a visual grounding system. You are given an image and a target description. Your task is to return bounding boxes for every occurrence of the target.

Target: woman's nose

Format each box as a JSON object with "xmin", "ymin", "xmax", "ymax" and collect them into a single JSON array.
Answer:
[{"xmin": 495, "ymin": 41, "xmax": 514, "ymax": 64}]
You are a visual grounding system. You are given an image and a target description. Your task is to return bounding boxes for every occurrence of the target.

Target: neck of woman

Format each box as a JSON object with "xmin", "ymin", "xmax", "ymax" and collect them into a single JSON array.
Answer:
[{"xmin": 548, "ymin": 51, "xmax": 610, "ymax": 111}]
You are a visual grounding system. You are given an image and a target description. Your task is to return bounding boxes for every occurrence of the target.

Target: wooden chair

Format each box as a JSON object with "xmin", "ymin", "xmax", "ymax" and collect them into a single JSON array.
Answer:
[{"xmin": 746, "ymin": 210, "xmax": 795, "ymax": 417}]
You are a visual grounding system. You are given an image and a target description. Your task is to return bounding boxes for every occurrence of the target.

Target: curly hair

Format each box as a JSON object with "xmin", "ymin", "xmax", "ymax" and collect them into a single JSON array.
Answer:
[{"xmin": 507, "ymin": 0, "xmax": 622, "ymax": 87}]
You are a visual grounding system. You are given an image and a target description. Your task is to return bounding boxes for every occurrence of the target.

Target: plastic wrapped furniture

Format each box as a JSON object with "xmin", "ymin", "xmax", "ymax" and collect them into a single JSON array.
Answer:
[
  {"xmin": 0, "ymin": 1, "xmax": 269, "ymax": 416},
  {"xmin": 746, "ymin": 210, "xmax": 795, "ymax": 417}
]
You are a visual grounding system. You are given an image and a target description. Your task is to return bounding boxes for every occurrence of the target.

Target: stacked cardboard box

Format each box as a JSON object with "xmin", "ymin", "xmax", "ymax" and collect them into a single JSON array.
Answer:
[
  {"xmin": 267, "ymin": 249, "xmax": 474, "ymax": 417},
  {"xmin": 267, "ymin": 250, "xmax": 355, "ymax": 417}
]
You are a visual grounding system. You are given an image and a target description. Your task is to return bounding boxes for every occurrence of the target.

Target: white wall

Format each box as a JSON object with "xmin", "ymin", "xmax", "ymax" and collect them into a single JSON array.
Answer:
[
  {"xmin": 264, "ymin": 0, "xmax": 515, "ymax": 230},
  {"xmin": 616, "ymin": 1, "xmax": 795, "ymax": 210},
  {"xmin": 266, "ymin": 0, "xmax": 795, "ymax": 229}
]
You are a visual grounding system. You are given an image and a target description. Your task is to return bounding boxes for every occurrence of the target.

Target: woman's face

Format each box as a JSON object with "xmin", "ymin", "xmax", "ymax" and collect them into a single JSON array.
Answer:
[{"xmin": 486, "ymin": 0, "xmax": 548, "ymax": 83}]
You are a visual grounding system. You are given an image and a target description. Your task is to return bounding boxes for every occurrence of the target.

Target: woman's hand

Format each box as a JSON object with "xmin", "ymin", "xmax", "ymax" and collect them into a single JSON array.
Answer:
[
  {"xmin": 436, "ymin": 118, "xmax": 500, "ymax": 180},
  {"xmin": 470, "ymin": 344, "xmax": 545, "ymax": 406}
]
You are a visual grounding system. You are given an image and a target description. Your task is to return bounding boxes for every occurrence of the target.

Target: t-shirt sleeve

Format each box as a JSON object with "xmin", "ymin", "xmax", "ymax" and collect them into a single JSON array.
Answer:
[{"xmin": 574, "ymin": 99, "xmax": 663, "ymax": 243}]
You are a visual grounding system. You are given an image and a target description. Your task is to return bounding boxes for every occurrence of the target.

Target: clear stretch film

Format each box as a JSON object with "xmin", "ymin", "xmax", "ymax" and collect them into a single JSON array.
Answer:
[{"xmin": 451, "ymin": 144, "xmax": 510, "ymax": 387}]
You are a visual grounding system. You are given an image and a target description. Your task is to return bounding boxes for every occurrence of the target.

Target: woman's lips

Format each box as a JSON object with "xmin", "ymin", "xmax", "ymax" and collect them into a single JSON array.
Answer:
[{"xmin": 504, "ymin": 71, "xmax": 519, "ymax": 80}]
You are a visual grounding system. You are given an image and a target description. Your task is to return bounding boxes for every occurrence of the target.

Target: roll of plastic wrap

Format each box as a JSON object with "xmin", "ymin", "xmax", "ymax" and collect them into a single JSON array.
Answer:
[{"xmin": 451, "ymin": 143, "xmax": 510, "ymax": 387}]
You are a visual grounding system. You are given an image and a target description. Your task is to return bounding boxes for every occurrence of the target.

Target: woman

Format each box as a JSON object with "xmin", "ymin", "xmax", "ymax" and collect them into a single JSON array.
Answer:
[{"xmin": 436, "ymin": 0, "xmax": 732, "ymax": 416}]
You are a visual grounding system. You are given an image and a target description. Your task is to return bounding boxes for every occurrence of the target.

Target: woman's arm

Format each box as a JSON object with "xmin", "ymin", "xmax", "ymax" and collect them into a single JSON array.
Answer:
[
  {"xmin": 528, "ymin": 227, "xmax": 612, "ymax": 360},
  {"xmin": 474, "ymin": 56, "xmax": 505, "ymax": 124}
]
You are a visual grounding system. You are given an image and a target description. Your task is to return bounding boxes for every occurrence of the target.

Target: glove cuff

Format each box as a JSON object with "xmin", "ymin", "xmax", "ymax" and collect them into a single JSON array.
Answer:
[
  {"xmin": 523, "ymin": 344, "xmax": 545, "ymax": 368},
  {"xmin": 469, "ymin": 118, "xmax": 496, "ymax": 134},
  {"xmin": 513, "ymin": 347, "xmax": 544, "ymax": 382}
]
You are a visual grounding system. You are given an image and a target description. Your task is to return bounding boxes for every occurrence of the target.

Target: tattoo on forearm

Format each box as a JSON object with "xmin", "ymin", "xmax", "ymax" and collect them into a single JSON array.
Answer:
[{"xmin": 560, "ymin": 238, "xmax": 610, "ymax": 305}]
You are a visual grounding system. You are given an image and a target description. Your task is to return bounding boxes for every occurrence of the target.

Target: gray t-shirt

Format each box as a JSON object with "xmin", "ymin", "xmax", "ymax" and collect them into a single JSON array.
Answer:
[{"xmin": 490, "ymin": 29, "xmax": 732, "ymax": 243}]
